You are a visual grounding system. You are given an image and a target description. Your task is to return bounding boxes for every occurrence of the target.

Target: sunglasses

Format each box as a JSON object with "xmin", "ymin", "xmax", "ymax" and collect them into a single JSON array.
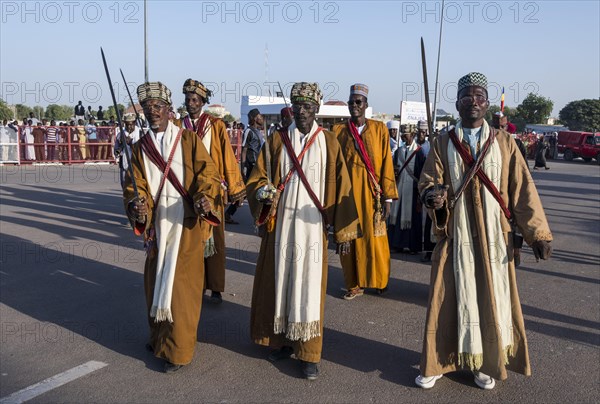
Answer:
[{"xmin": 348, "ymin": 100, "xmax": 364, "ymax": 106}]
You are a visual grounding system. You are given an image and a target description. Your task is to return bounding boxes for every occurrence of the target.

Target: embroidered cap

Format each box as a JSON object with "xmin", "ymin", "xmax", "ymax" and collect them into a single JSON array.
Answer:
[
  {"xmin": 137, "ymin": 82, "xmax": 172, "ymax": 105},
  {"xmin": 182, "ymin": 78, "xmax": 212, "ymax": 103},
  {"xmin": 457, "ymin": 72, "xmax": 488, "ymax": 95},
  {"xmin": 123, "ymin": 113, "xmax": 136, "ymax": 123},
  {"xmin": 290, "ymin": 82, "xmax": 322, "ymax": 106},
  {"xmin": 350, "ymin": 83, "xmax": 369, "ymax": 98}
]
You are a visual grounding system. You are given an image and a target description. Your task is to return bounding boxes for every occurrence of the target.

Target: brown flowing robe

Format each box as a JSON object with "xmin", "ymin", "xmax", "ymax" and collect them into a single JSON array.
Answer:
[
  {"xmin": 418, "ymin": 129, "xmax": 553, "ymax": 380},
  {"xmin": 246, "ymin": 129, "xmax": 361, "ymax": 363},
  {"xmin": 175, "ymin": 116, "xmax": 246, "ymax": 292},
  {"xmin": 333, "ymin": 119, "xmax": 398, "ymax": 290},
  {"xmin": 123, "ymin": 128, "xmax": 221, "ymax": 365}
]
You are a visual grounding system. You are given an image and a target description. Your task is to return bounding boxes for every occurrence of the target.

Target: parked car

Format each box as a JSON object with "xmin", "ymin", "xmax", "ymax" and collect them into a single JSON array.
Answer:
[{"xmin": 557, "ymin": 131, "xmax": 600, "ymax": 164}]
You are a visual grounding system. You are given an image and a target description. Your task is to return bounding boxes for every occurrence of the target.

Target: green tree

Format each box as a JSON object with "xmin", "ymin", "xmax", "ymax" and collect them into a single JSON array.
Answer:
[
  {"xmin": 15, "ymin": 104, "xmax": 33, "ymax": 121},
  {"xmin": 45, "ymin": 104, "xmax": 73, "ymax": 121},
  {"xmin": 0, "ymin": 99, "xmax": 14, "ymax": 120},
  {"xmin": 32, "ymin": 106, "xmax": 45, "ymax": 120},
  {"xmin": 558, "ymin": 99, "xmax": 600, "ymax": 132},
  {"xmin": 106, "ymin": 104, "xmax": 125, "ymax": 120},
  {"xmin": 515, "ymin": 93, "xmax": 554, "ymax": 124}
]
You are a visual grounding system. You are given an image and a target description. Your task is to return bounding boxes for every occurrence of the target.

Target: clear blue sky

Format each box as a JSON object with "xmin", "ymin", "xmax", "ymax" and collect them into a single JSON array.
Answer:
[{"xmin": 1, "ymin": 0, "xmax": 599, "ymax": 118}]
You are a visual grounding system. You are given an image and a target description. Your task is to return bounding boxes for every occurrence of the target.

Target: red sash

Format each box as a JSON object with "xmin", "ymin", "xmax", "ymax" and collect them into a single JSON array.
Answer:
[
  {"xmin": 348, "ymin": 120, "xmax": 381, "ymax": 197},
  {"xmin": 278, "ymin": 127, "xmax": 328, "ymax": 226},
  {"xmin": 182, "ymin": 114, "xmax": 211, "ymax": 139},
  {"xmin": 397, "ymin": 145, "xmax": 421, "ymax": 177},
  {"xmin": 140, "ymin": 131, "xmax": 220, "ymax": 226},
  {"xmin": 256, "ymin": 128, "xmax": 326, "ymax": 227},
  {"xmin": 448, "ymin": 128, "xmax": 511, "ymax": 220}
]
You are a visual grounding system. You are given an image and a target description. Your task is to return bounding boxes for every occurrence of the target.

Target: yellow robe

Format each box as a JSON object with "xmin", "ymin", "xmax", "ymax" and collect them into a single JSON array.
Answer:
[
  {"xmin": 418, "ymin": 129, "xmax": 553, "ymax": 380},
  {"xmin": 246, "ymin": 129, "xmax": 360, "ymax": 363},
  {"xmin": 123, "ymin": 128, "xmax": 221, "ymax": 365},
  {"xmin": 175, "ymin": 116, "xmax": 246, "ymax": 292},
  {"xmin": 333, "ymin": 119, "xmax": 398, "ymax": 289}
]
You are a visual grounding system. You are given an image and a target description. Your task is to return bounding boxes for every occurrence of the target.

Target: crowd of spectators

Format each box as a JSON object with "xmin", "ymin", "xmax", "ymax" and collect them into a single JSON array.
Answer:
[{"xmin": 1, "ymin": 102, "xmax": 121, "ymax": 163}]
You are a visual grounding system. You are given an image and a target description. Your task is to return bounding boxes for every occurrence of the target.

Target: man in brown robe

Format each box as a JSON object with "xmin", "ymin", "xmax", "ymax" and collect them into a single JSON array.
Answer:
[
  {"xmin": 415, "ymin": 72, "xmax": 553, "ymax": 390},
  {"xmin": 179, "ymin": 79, "xmax": 246, "ymax": 304},
  {"xmin": 246, "ymin": 82, "xmax": 360, "ymax": 380},
  {"xmin": 32, "ymin": 123, "xmax": 46, "ymax": 161},
  {"xmin": 123, "ymin": 82, "xmax": 221, "ymax": 373},
  {"xmin": 333, "ymin": 84, "xmax": 398, "ymax": 299}
]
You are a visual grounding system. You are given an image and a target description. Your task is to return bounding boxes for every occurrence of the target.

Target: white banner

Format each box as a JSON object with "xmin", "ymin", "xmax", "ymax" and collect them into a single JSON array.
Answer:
[{"xmin": 399, "ymin": 101, "xmax": 431, "ymax": 126}]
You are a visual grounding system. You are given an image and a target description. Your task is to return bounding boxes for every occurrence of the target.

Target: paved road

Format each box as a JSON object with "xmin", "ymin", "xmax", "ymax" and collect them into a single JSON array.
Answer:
[{"xmin": 1, "ymin": 159, "xmax": 598, "ymax": 403}]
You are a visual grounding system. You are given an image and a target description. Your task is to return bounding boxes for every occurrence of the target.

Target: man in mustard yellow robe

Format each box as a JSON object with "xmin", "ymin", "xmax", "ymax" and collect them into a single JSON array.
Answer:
[
  {"xmin": 333, "ymin": 84, "xmax": 398, "ymax": 299},
  {"xmin": 415, "ymin": 72, "xmax": 553, "ymax": 390},
  {"xmin": 247, "ymin": 82, "xmax": 360, "ymax": 380},
  {"xmin": 123, "ymin": 82, "xmax": 221, "ymax": 373},
  {"xmin": 178, "ymin": 79, "xmax": 246, "ymax": 304}
]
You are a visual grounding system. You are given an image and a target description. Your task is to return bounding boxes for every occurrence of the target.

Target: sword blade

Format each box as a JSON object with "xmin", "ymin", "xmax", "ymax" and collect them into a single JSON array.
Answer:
[{"xmin": 100, "ymin": 47, "xmax": 139, "ymax": 198}]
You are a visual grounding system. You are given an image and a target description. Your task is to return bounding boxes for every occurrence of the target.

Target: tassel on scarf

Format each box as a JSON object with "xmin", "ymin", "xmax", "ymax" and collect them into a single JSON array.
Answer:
[
  {"xmin": 266, "ymin": 189, "xmax": 282, "ymax": 233},
  {"xmin": 457, "ymin": 352, "xmax": 484, "ymax": 371},
  {"xmin": 204, "ymin": 235, "xmax": 216, "ymax": 258},
  {"xmin": 273, "ymin": 316, "xmax": 321, "ymax": 342},
  {"xmin": 151, "ymin": 306, "xmax": 173, "ymax": 323}
]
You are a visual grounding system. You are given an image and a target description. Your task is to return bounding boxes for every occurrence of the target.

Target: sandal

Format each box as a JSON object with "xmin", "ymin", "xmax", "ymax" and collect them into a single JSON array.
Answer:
[{"xmin": 343, "ymin": 287, "xmax": 364, "ymax": 300}]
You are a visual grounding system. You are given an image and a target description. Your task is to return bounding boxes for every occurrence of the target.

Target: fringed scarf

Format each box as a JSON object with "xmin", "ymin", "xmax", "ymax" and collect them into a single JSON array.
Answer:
[
  {"xmin": 448, "ymin": 120, "xmax": 513, "ymax": 370},
  {"xmin": 273, "ymin": 121, "xmax": 326, "ymax": 342},
  {"xmin": 142, "ymin": 122, "xmax": 185, "ymax": 323}
]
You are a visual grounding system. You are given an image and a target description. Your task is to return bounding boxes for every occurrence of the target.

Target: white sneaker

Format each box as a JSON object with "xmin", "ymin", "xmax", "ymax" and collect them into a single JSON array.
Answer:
[
  {"xmin": 474, "ymin": 372, "xmax": 496, "ymax": 390},
  {"xmin": 415, "ymin": 374, "xmax": 442, "ymax": 389}
]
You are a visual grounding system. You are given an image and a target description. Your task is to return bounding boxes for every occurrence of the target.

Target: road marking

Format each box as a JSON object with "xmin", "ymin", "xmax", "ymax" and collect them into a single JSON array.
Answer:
[{"xmin": 0, "ymin": 361, "xmax": 107, "ymax": 404}]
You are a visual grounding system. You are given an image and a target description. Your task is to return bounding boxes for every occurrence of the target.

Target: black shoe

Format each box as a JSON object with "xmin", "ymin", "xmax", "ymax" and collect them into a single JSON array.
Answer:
[
  {"xmin": 164, "ymin": 362, "xmax": 183, "ymax": 374},
  {"xmin": 376, "ymin": 287, "xmax": 388, "ymax": 295},
  {"xmin": 268, "ymin": 346, "xmax": 294, "ymax": 362},
  {"xmin": 301, "ymin": 361, "xmax": 319, "ymax": 380},
  {"xmin": 210, "ymin": 291, "xmax": 223, "ymax": 304},
  {"xmin": 145, "ymin": 343, "xmax": 153, "ymax": 352},
  {"xmin": 224, "ymin": 213, "xmax": 239, "ymax": 224}
]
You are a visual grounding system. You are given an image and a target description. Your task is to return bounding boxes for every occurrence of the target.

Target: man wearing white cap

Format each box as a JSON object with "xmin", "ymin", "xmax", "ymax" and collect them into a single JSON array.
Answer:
[
  {"xmin": 123, "ymin": 81, "xmax": 222, "ymax": 373},
  {"xmin": 334, "ymin": 83, "xmax": 398, "ymax": 299},
  {"xmin": 387, "ymin": 120, "xmax": 400, "ymax": 155},
  {"xmin": 415, "ymin": 72, "xmax": 553, "ymax": 390}
]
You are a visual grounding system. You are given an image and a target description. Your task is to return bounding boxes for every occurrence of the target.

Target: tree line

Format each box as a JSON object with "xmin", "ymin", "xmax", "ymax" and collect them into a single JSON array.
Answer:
[
  {"xmin": 0, "ymin": 101, "xmax": 126, "ymax": 123},
  {"xmin": 1, "ymin": 97, "xmax": 598, "ymax": 132}
]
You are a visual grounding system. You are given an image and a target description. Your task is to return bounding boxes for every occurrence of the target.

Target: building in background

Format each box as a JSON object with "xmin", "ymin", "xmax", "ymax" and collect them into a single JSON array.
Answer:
[{"xmin": 240, "ymin": 95, "xmax": 373, "ymax": 131}]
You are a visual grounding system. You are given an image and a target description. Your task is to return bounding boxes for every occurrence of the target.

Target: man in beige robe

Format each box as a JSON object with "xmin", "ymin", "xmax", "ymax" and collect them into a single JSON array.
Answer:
[
  {"xmin": 123, "ymin": 82, "xmax": 221, "ymax": 373},
  {"xmin": 415, "ymin": 72, "xmax": 553, "ymax": 390},
  {"xmin": 179, "ymin": 79, "xmax": 246, "ymax": 304},
  {"xmin": 247, "ymin": 82, "xmax": 360, "ymax": 380},
  {"xmin": 333, "ymin": 84, "xmax": 398, "ymax": 299}
]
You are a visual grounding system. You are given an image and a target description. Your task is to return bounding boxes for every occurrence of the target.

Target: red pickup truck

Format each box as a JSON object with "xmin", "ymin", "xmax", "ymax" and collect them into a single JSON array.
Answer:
[{"xmin": 557, "ymin": 131, "xmax": 600, "ymax": 164}]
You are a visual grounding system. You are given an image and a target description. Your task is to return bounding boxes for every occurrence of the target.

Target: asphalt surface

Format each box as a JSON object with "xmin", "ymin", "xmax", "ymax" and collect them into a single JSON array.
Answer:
[{"xmin": 1, "ymin": 158, "xmax": 599, "ymax": 403}]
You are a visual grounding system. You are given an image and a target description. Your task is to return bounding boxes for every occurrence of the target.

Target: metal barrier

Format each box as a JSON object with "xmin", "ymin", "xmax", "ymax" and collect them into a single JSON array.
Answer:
[
  {"xmin": 0, "ymin": 125, "xmax": 244, "ymax": 165},
  {"xmin": 0, "ymin": 125, "xmax": 118, "ymax": 165}
]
